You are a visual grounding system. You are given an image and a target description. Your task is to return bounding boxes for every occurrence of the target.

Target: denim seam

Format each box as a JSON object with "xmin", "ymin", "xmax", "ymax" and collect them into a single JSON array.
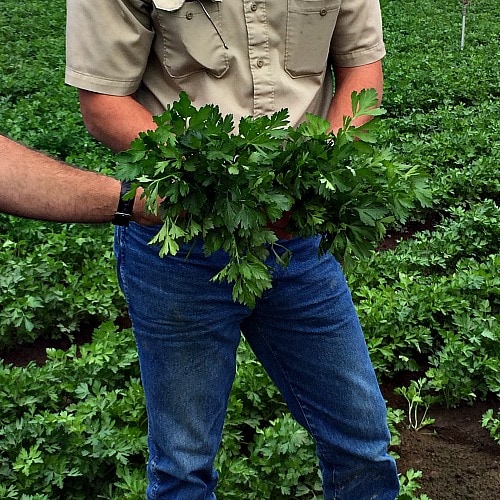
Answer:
[
  {"xmin": 253, "ymin": 326, "xmax": 333, "ymax": 470},
  {"xmin": 117, "ymin": 227, "xmax": 163, "ymax": 498},
  {"xmin": 116, "ymin": 227, "xmax": 138, "ymax": 324},
  {"xmin": 116, "ymin": 227, "xmax": 131, "ymax": 303},
  {"xmin": 149, "ymin": 441, "xmax": 161, "ymax": 499}
]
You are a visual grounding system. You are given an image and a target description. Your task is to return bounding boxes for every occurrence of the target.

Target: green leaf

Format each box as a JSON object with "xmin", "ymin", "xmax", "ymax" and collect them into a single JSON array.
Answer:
[
  {"xmin": 298, "ymin": 113, "xmax": 331, "ymax": 137},
  {"xmin": 354, "ymin": 207, "xmax": 388, "ymax": 226},
  {"xmin": 351, "ymin": 88, "xmax": 385, "ymax": 119},
  {"xmin": 188, "ymin": 104, "xmax": 214, "ymax": 129},
  {"xmin": 173, "ymin": 91, "xmax": 197, "ymax": 118}
]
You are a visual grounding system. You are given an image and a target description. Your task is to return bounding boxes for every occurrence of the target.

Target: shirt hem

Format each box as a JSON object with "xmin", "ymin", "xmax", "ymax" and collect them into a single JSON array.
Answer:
[
  {"xmin": 64, "ymin": 68, "xmax": 140, "ymax": 96},
  {"xmin": 331, "ymin": 43, "xmax": 386, "ymax": 68}
]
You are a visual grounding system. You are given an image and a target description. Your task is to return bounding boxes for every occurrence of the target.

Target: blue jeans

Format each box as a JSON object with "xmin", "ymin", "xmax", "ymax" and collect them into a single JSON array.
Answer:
[{"xmin": 115, "ymin": 223, "xmax": 399, "ymax": 500}]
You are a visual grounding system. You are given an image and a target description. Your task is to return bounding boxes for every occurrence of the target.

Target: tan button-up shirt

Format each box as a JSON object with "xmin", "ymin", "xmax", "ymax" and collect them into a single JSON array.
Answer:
[{"xmin": 65, "ymin": 0, "xmax": 385, "ymax": 127}]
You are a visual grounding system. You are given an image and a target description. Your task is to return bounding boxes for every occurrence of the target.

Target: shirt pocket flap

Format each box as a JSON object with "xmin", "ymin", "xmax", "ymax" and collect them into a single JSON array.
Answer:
[
  {"xmin": 153, "ymin": 0, "xmax": 222, "ymax": 11},
  {"xmin": 152, "ymin": 0, "xmax": 186, "ymax": 12}
]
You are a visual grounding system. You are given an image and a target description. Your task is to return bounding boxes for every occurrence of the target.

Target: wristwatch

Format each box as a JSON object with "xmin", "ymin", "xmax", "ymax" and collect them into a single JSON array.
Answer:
[{"xmin": 112, "ymin": 181, "xmax": 135, "ymax": 226}]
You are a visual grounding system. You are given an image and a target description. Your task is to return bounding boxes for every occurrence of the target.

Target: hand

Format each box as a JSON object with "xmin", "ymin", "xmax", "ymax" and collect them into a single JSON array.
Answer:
[{"xmin": 131, "ymin": 188, "xmax": 162, "ymax": 226}]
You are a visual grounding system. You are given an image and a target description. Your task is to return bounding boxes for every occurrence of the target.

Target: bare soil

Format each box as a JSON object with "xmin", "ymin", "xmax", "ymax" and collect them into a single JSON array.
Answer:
[{"xmin": 384, "ymin": 386, "xmax": 500, "ymax": 500}]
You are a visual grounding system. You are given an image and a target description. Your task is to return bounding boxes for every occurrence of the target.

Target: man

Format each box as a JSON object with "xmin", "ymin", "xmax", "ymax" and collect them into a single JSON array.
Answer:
[
  {"xmin": 65, "ymin": 1, "xmax": 399, "ymax": 498},
  {"xmin": 0, "ymin": 135, "xmax": 157, "ymax": 224}
]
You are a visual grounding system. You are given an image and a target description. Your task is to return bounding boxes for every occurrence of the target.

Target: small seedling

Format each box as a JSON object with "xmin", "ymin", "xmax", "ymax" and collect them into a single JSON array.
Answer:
[{"xmin": 395, "ymin": 378, "xmax": 438, "ymax": 431}]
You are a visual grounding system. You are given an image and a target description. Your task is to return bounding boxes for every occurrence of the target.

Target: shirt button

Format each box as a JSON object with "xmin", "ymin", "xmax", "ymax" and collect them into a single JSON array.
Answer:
[
  {"xmin": 320, "ymin": 8, "xmax": 327, "ymax": 16},
  {"xmin": 251, "ymin": 3, "xmax": 258, "ymax": 11},
  {"xmin": 256, "ymin": 59, "xmax": 264, "ymax": 68},
  {"xmin": 186, "ymin": 12, "xmax": 193, "ymax": 20}
]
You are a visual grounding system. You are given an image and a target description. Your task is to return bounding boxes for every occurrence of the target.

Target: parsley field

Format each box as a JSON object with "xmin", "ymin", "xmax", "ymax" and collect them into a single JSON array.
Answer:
[{"xmin": 0, "ymin": 0, "xmax": 498, "ymax": 498}]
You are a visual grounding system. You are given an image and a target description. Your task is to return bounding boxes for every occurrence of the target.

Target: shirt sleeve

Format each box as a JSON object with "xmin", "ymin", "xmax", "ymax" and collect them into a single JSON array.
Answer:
[
  {"xmin": 65, "ymin": 0, "xmax": 154, "ymax": 95},
  {"xmin": 330, "ymin": 0, "xmax": 386, "ymax": 67}
]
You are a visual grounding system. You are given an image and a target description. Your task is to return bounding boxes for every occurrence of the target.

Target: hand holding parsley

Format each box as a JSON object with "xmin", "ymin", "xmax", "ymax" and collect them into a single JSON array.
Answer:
[{"xmin": 116, "ymin": 90, "xmax": 431, "ymax": 307}]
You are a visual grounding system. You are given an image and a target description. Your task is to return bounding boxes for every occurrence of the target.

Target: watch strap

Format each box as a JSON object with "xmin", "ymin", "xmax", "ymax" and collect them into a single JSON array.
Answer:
[{"xmin": 112, "ymin": 181, "xmax": 135, "ymax": 226}]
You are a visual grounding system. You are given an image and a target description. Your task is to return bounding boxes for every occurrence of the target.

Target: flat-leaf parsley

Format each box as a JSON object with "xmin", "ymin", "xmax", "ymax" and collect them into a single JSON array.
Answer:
[{"xmin": 116, "ymin": 90, "xmax": 431, "ymax": 307}]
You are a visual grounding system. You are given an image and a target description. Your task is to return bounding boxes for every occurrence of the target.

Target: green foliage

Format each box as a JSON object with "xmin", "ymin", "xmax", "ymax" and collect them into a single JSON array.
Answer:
[
  {"xmin": 481, "ymin": 409, "xmax": 500, "ymax": 445},
  {"xmin": 398, "ymin": 469, "xmax": 431, "ymax": 500},
  {"xmin": 0, "ymin": 0, "xmax": 115, "ymax": 171},
  {"xmin": 381, "ymin": 0, "xmax": 500, "ymax": 114},
  {"xmin": 351, "ymin": 201, "xmax": 500, "ymax": 405},
  {"xmin": 118, "ymin": 91, "xmax": 430, "ymax": 307},
  {"xmin": 395, "ymin": 379, "xmax": 437, "ymax": 431},
  {"xmin": 0, "ymin": 0, "xmax": 499, "ymax": 497},
  {"xmin": 218, "ymin": 414, "xmax": 322, "ymax": 499},
  {"xmin": 380, "ymin": 0, "xmax": 500, "ymax": 223},
  {"xmin": 0, "ymin": 0, "xmax": 119, "ymax": 350},
  {"xmin": 387, "ymin": 406, "xmax": 406, "ymax": 449},
  {"xmin": 0, "ymin": 218, "xmax": 124, "ymax": 349},
  {"xmin": 378, "ymin": 100, "xmax": 500, "ymax": 211},
  {"xmin": 0, "ymin": 323, "xmax": 146, "ymax": 498}
]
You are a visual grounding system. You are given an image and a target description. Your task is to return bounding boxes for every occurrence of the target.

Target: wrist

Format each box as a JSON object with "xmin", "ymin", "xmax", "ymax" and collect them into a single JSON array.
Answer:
[
  {"xmin": 131, "ymin": 187, "xmax": 162, "ymax": 226},
  {"xmin": 131, "ymin": 187, "xmax": 146, "ymax": 224}
]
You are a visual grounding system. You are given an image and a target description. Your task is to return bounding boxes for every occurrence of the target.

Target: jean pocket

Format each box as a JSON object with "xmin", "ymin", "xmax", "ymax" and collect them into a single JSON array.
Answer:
[
  {"xmin": 152, "ymin": 0, "xmax": 229, "ymax": 78},
  {"xmin": 285, "ymin": 0, "xmax": 341, "ymax": 78}
]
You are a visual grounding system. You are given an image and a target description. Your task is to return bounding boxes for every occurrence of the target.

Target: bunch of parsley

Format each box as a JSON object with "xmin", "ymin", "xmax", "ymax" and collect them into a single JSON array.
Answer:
[{"xmin": 116, "ymin": 90, "xmax": 431, "ymax": 307}]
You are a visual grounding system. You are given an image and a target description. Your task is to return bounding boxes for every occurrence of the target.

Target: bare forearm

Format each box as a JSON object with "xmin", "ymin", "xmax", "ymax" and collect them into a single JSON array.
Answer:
[
  {"xmin": 0, "ymin": 136, "xmax": 116, "ymax": 221},
  {"xmin": 0, "ymin": 135, "xmax": 157, "ymax": 224},
  {"xmin": 78, "ymin": 90, "xmax": 157, "ymax": 152},
  {"xmin": 327, "ymin": 60, "xmax": 384, "ymax": 134}
]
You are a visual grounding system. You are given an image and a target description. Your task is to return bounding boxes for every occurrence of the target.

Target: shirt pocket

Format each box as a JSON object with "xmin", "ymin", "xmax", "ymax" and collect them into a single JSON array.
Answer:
[
  {"xmin": 152, "ymin": 0, "xmax": 229, "ymax": 78},
  {"xmin": 285, "ymin": 0, "xmax": 341, "ymax": 78}
]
